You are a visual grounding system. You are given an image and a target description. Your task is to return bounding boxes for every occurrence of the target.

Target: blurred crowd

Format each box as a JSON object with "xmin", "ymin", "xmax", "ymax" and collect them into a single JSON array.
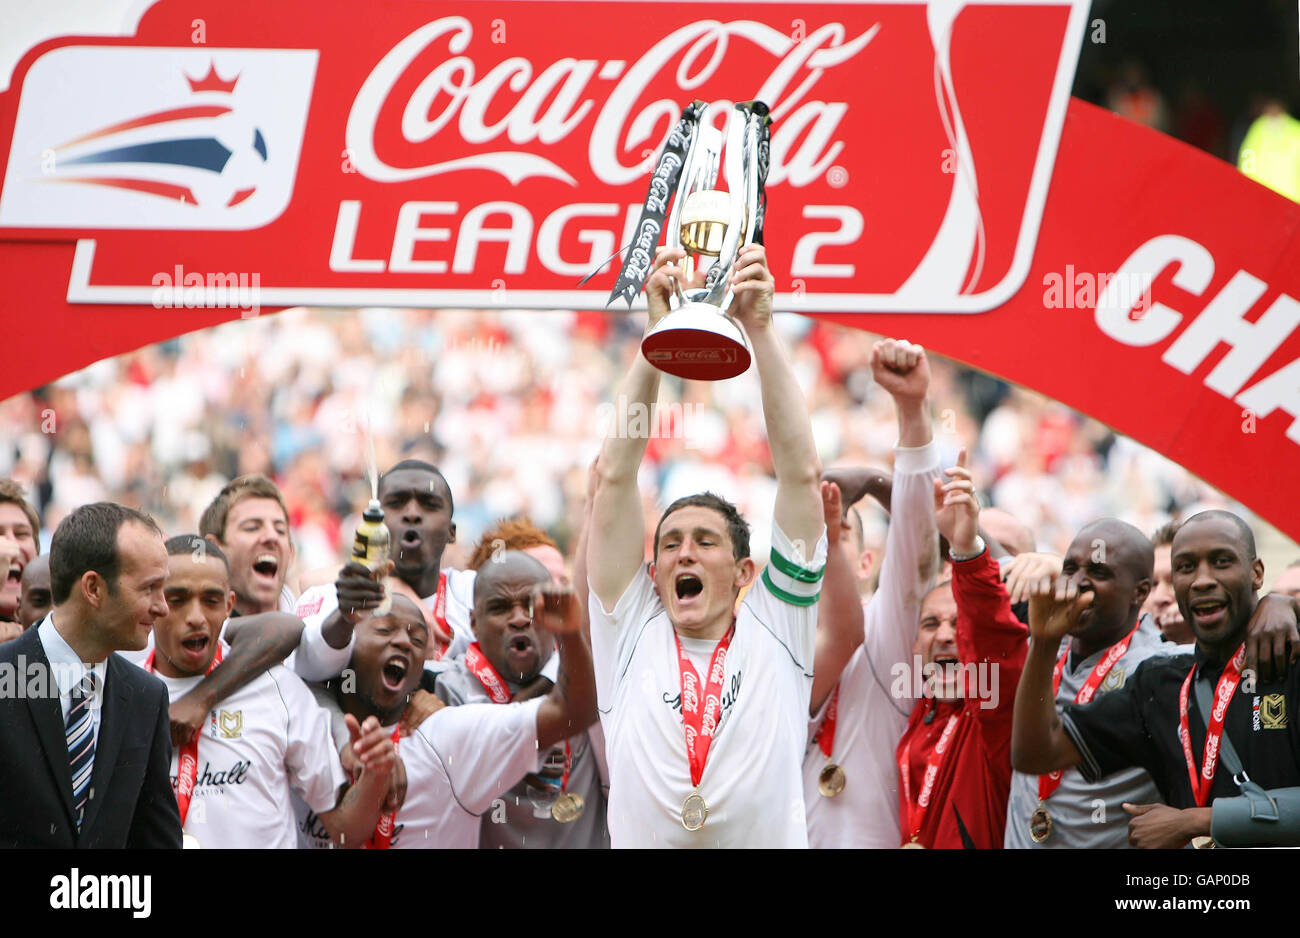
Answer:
[{"xmin": 0, "ymin": 306, "xmax": 1263, "ymax": 581}]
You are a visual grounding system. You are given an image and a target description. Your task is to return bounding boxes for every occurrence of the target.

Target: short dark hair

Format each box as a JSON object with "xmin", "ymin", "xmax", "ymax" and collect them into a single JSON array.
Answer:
[
  {"xmin": 379, "ymin": 459, "xmax": 455, "ymax": 515},
  {"xmin": 50, "ymin": 503, "xmax": 162, "ymax": 605},
  {"xmin": 165, "ymin": 534, "xmax": 230, "ymax": 574},
  {"xmin": 653, "ymin": 493, "xmax": 750, "ymax": 561},
  {"xmin": 199, "ymin": 474, "xmax": 289, "ymax": 542},
  {"xmin": 1151, "ymin": 520, "xmax": 1180, "ymax": 548},
  {"xmin": 1177, "ymin": 510, "xmax": 1257, "ymax": 561}
]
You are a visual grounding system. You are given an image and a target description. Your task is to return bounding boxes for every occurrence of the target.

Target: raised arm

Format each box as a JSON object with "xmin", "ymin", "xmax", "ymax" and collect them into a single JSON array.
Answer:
[
  {"xmin": 731, "ymin": 245, "xmax": 822, "ymax": 549},
  {"xmin": 810, "ymin": 481, "xmax": 864, "ymax": 714},
  {"xmin": 533, "ymin": 585, "xmax": 599, "ymax": 749},
  {"xmin": 938, "ymin": 451, "xmax": 1028, "ymax": 746},
  {"xmin": 588, "ymin": 249, "xmax": 680, "ymax": 608},
  {"xmin": 859, "ymin": 339, "xmax": 942, "ymax": 709},
  {"xmin": 167, "ymin": 612, "xmax": 304, "ymax": 746},
  {"xmin": 1010, "ymin": 575, "xmax": 1093, "ymax": 774},
  {"xmin": 573, "ymin": 457, "xmax": 598, "ymax": 642}
]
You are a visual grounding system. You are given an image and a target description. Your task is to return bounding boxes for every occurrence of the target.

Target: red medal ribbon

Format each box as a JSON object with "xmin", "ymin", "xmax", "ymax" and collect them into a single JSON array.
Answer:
[
  {"xmin": 815, "ymin": 684, "xmax": 839, "ymax": 760},
  {"xmin": 673, "ymin": 624, "xmax": 735, "ymax": 789},
  {"xmin": 1038, "ymin": 622, "xmax": 1139, "ymax": 802},
  {"xmin": 1179, "ymin": 643, "xmax": 1246, "ymax": 807},
  {"xmin": 364, "ymin": 726, "xmax": 402, "ymax": 849},
  {"xmin": 560, "ymin": 738, "xmax": 572, "ymax": 793},
  {"xmin": 465, "ymin": 642, "xmax": 513, "ymax": 704},
  {"xmin": 428, "ymin": 571, "xmax": 452, "ymax": 660},
  {"xmin": 898, "ymin": 710, "xmax": 960, "ymax": 846},
  {"xmin": 144, "ymin": 641, "xmax": 224, "ymax": 826}
]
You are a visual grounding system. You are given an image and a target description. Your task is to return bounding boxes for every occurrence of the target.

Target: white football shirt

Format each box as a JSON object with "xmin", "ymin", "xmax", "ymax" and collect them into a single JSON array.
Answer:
[
  {"xmin": 296, "ymin": 690, "xmax": 543, "ymax": 849},
  {"xmin": 140, "ymin": 642, "xmax": 347, "ymax": 849},
  {"xmin": 590, "ymin": 521, "xmax": 825, "ymax": 848},
  {"xmin": 803, "ymin": 441, "xmax": 942, "ymax": 848}
]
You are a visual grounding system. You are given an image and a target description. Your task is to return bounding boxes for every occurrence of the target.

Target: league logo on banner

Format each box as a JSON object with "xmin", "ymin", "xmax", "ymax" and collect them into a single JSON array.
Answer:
[{"xmin": 0, "ymin": 47, "xmax": 317, "ymax": 230}]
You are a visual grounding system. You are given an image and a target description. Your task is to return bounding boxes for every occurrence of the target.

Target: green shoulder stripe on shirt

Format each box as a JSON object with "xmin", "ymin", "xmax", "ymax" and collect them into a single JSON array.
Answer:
[
  {"xmin": 762, "ymin": 568, "xmax": 820, "ymax": 606},
  {"xmin": 768, "ymin": 546, "xmax": 823, "ymax": 583}
]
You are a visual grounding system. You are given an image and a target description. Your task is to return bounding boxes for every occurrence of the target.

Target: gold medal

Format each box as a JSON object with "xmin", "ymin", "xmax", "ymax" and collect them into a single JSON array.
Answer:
[
  {"xmin": 1191, "ymin": 836, "xmax": 1216, "ymax": 850},
  {"xmin": 182, "ymin": 833, "xmax": 202, "ymax": 849},
  {"xmin": 1029, "ymin": 801, "xmax": 1052, "ymax": 843},
  {"xmin": 680, "ymin": 792, "xmax": 708, "ymax": 831},
  {"xmin": 551, "ymin": 791, "xmax": 585, "ymax": 824},
  {"xmin": 901, "ymin": 838, "xmax": 926, "ymax": 849},
  {"xmin": 817, "ymin": 763, "xmax": 846, "ymax": 798}
]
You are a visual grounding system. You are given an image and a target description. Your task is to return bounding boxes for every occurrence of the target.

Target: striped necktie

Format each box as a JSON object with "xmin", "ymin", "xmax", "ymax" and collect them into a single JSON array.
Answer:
[{"xmin": 66, "ymin": 672, "xmax": 97, "ymax": 830}]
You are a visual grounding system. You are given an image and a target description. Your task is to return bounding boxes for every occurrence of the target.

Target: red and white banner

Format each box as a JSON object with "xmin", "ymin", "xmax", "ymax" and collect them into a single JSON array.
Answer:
[{"xmin": 2, "ymin": 0, "xmax": 1299, "ymax": 543}]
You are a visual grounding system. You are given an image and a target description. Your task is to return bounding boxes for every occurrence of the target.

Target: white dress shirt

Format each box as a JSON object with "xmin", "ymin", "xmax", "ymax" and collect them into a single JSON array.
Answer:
[{"xmin": 37, "ymin": 613, "xmax": 109, "ymax": 743}]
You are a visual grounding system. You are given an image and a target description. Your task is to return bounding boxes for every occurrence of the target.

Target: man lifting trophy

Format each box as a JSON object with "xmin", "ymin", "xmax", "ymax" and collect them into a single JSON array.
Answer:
[{"xmin": 605, "ymin": 100, "xmax": 772, "ymax": 381}]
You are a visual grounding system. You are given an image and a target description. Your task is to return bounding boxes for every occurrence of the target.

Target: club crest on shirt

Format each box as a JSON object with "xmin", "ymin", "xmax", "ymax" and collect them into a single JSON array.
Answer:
[
  {"xmin": 219, "ymin": 709, "xmax": 243, "ymax": 738},
  {"xmin": 1254, "ymin": 694, "xmax": 1287, "ymax": 730},
  {"xmin": 1101, "ymin": 667, "xmax": 1126, "ymax": 692}
]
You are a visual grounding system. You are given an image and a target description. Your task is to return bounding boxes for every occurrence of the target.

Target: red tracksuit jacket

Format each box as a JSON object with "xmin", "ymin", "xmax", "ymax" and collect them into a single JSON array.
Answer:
[{"xmin": 894, "ymin": 548, "xmax": 1028, "ymax": 848}]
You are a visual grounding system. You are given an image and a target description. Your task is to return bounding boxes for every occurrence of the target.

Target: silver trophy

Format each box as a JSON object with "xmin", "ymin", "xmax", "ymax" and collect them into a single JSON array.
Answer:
[{"xmin": 637, "ymin": 101, "xmax": 770, "ymax": 381}]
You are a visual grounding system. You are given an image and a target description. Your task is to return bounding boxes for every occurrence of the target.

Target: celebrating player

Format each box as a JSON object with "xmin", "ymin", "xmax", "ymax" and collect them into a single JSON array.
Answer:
[
  {"xmin": 299, "ymin": 564, "xmax": 597, "ymax": 848},
  {"xmin": 1012, "ymin": 510, "xmax": 1300, "ymax": 848},
  {"xmin": 144, "ymin": 536, "xmax": 393, "ymax": 848},
  {"xmin": 587, "ymin": 244, "xmax": 826, "ymax": 847}
]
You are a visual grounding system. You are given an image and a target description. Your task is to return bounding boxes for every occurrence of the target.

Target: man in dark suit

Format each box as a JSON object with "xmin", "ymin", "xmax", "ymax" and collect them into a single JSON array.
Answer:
[{"xmin": 0, "ymin": 502, "xmax": 182, "ymax": 848}]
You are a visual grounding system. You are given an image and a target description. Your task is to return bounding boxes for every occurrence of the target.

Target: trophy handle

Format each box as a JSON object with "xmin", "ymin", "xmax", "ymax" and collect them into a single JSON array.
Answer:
[{"xmin": 666, "ymin": 104, "xmax": 725, "ymax": 309}]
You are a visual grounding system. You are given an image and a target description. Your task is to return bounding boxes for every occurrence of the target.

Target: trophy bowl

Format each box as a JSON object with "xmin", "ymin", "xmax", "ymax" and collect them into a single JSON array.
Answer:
[{"xmin": 641, "ymin": 302, "xmax": 752, "ymax": 380}]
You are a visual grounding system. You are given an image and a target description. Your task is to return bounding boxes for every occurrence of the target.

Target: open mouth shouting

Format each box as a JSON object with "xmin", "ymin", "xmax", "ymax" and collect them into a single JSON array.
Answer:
[
  {"xmin": 178, "ymin": 632, "xmax": 213, "ymax": 669},
  {"xmin": 3, "ymin": 560, "xmax": 21, "ymax": 594},
  {"xmin": 674, "ymin": 572, "xmax": 704, "ymax": 607},
  {"xmin": 396, "ymin": 528, "xmax": 423, "ymax": 562},
  {"xmin": 380, "ymin": 653, "xmax": 410, "ymax": 694},
  {"xmin": 506, "ymin": 632, "xmax": 537, "ymax": 668},
  {"xmin": 251, "ymin": 552, "xmax": 280, "ymax": 587}
]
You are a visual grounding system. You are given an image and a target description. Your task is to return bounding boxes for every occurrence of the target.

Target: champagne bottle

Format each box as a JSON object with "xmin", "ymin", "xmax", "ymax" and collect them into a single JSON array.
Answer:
[{"xmin": 351, "ymin": 498, "xmax": 392, "ymax": 616}]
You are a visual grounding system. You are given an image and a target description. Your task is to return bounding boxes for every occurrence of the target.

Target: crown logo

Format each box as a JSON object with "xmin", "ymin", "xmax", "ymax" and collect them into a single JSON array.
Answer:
[{"xmin": 186, "ymin": 63, "xmax": 239, "ymax": 94}]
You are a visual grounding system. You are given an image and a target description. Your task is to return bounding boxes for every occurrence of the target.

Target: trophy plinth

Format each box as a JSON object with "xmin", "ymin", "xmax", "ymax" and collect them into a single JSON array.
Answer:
[{"xmin": 641, "ymin": 302, "xmax": 751, "ymax": 381}]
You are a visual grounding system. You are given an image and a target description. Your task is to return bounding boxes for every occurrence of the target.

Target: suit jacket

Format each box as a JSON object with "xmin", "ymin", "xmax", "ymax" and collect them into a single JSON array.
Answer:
[{"xmin": 0, "ymin": 626, "xmax": 182, "ymax": 848}]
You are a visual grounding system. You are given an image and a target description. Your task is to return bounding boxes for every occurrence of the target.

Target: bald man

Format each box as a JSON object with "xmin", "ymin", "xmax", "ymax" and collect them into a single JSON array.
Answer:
[
  {"xmin": 1003, "ymin": 519, "xmax": 1172, "ymax": 848},
  {"xmin": 436, "ymin": 551, "xmax": 608, "ymax": 849},
  {"xmin": 1013, "ymin": 510, "xmax": 1300, "ymax": 848}
]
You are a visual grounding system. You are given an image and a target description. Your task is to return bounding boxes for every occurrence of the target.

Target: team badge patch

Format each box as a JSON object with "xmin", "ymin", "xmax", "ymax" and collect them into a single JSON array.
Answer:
[
  {"xmin": 1260, "ymin": 694, "xmax": 1287, "ymax": 730},
  {"xmin": 219, "ymin": 709, "xmax": 243, "ymax": 738},
  {"xmin": 1101, "ymin": 666, "xmax": 1126, "ymax": 692}
]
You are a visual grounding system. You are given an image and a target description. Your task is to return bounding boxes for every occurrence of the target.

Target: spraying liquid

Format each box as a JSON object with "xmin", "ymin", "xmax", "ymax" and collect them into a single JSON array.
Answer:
[{"xmin": 352, "ymin": 498, "xmax": 392, "ymax": 616}]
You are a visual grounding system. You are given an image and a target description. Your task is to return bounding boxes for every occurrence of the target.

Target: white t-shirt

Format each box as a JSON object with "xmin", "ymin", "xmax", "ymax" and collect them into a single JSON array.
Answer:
[
  {"xmin": 296, "ymin": 689, "xmax": 543, "ymax": 849},
  {"xmin": 137, "ymin": 642, "xmax": 347, "ymax": 849},
  {"xmin": 294, "ymin": 567, "xmax": 477, "ymax": 677},
  {"xmin": 590, "ymin": 521, "xmax": 826, "ymax": 848},
  {"xmin": 803, "ymin": 441, "xmax": 942, "ymax": 848}
]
